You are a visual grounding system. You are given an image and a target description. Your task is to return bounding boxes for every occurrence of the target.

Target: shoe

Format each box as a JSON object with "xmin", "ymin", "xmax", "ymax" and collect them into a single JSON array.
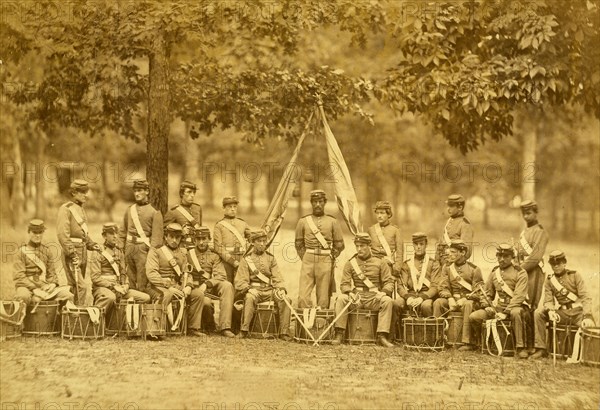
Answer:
[
  {"xmin": 331, "ymin": 329, "xmax": 345, "ymax": 346},
  {"xmin": 279, "ymin": 334, "xmax": 292, "ymax": 342},
  {"xmin": 529, "ymin": 349, "xmax": 548, "ymax": 360},
  {"xmin": 189, "ymin": 329, "xmax": 207, "ymax": 337},
  {"xmin": 236, "ymin": 331, "xmax": 248, "ymax": 339},
  {"xmin": 517, "ymin": 348, "xmax": 529, "ymax": 359},
  {"xmin": 377, "ymin": 334, "xmax": 394, "ymax": 348},
  {"xmin": 146, "ymin": 334, "xmax": 162, "ymax": 341},
  {"xmin": 458, "ymin": 344, "xmax": 475, "ymax": 352},
  {"xmin": 221, "ymin": 329, "xmax": 235, "ymax": 338}
]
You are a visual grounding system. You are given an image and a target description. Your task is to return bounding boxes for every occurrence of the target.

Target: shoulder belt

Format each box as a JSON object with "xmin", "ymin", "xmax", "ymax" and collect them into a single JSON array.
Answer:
[
  {"xmin": 218, "ymin": 220, "xmax": 246, "ymax": 247},
  {"xmin": 160, "ymin": 246, "xmax": 182, "ymax": 277},
  {"xmin": 130, "ymin": 205, "xmax": 151, "ymax": 246},
  {"xmin": 449, "ymin": 263, "xmax": 472, "ymax": 292},
  {"xmin": 20, "ymin": 246, "xmax": 46, "ymax": 276},
  {"xmin": 519, "ymin": 231, "xmax": 533, "ymax": 255},
  {"xmin": 176, "ymin": 205, "xmax": 196, "ymax": 223},
  {"xmin": 244, "ymin": 255, "xmax": 271, "ymax": 284},
  {"xmin": 548, "ymin": 274, "xmax": 578, "ymax": 303},
  {"xmin": 493, "ymin": 268, "xmax": 514, "ymax": 298},
  {"xmin": 101, "ymin": 249, "xmax": 120, "ymax": 276},
  {"xmin": 304, "ymin": 216, "xmax": 330, "ymax": 249},
  {"xmin": 443, "ymin": 218, "xmax": 452, "ymax": 244},
  {"xmin": 349, "ymin": 258, "xmax": 377, "ymax": 292},
  {"xmin": 67, "ymin": 203, "xmax": 89, "ymax": 236},
  {"xmin": 374, "ymin": 224, "xmax": 394, "ymax": 264},
  {"xmin": 408, "ymin": 255, "xmax": 431, "ymax": 292}
]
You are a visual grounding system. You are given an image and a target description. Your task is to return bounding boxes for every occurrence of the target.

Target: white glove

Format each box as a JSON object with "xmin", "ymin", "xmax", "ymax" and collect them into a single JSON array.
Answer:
[{"xmin": 548, "ymin": 310, "xmax": 559, "ymax": 322}]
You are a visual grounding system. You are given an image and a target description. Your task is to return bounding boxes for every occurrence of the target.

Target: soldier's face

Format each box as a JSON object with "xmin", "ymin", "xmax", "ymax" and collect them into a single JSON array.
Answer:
[
  {"xmin": 550, "ymin": 260, "xmax": 566, "ymax": 274},
  {"xmin": 355, "ymin": 243, "xmax": 371, "ymax": 258},
  {"xmin": 28, "ymin": 230, "xmax": 44, "ymax": 244},
  {"xmin": 311, "ymin": 199, "xmax": 325, "ymax": 215},
  {"xmin": 73, "ymin": 190, "xmax": 89, "ymax": 204},
  {"xmin": 224, "ymin": 204, "xmax": 237, "ymax": 217},
  {"xmin": 134, "ymin": 188, "xmax": 149, "ymax": 202},
  {"xmin": 181, "ymin": 188, "xmax": 195, "ymax": 205},
  {"xmin": 497, "ymin": 253, "xmax": 513, "ymax": 268},
  {"xmin": 104, "ymin": 232, "xmax": 117, "ymax": 247},
  {"xmin": 446, "ymin": 204, "xmax": 461, "ymax": 217},
  {"xmin": 447, "ymin": 248, "xmax": 459, "ymax": 263},
  {"xmin": 165, "ymin": 233, "xmax": 181, "ymax": 248},
  {"xmin": 196, "ymin": 236, "xmax": 209, "ymax": 251},
  {"xmin": 375, "ymin": 209, "xmax": 389, "ymax": 223},
  {"xmin": 521, "ymin": 209, "xmax": 537, "ymax": 224},
  {"xmin": 413, "ymin": 240, "xmax": 427, "ymax": 256},
  {"xmin": 253, "ymin": 238, "xmax": 267, "ymax": 253}
]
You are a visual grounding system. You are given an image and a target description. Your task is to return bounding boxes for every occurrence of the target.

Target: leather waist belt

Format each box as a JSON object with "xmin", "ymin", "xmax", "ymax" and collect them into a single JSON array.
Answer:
[
  {"xmin": 250, "ymin": 282, "xmax": 269, "ymax": 288},
  {"xmin": 70, "ymin": 237, "xmax": 84, "ymax": 243},
  {"xmin": 306, "ymin": 248, "xmax": 331, "ymax": 255},
  {"xmin": 127, "ymin": 235, "xmax": 148, "ymax": 244},
  {"xmin": 560, "ymin": 302, "xmax": 583, "ymax": 310},
  {"xmin": 355, "ymin": 286, "xmax": 378, "ymax": 292}
]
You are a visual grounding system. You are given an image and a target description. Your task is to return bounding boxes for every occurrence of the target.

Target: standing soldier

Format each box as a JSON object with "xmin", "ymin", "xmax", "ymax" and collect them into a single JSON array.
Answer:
[
  {"xmin": 433, "ymin": 240, "xmax": 483, "ymax": 350},
  {"xmin": 235, "ymin": 230, "xmax": 291, "ymax": 341},
  {"xmin": 145, "ymin": 223, "xmax": 204, "ymax": 337},
  {"xmin": 57, "ymin": 179, "xmax": 100, "ymax": 305},
  {"xmin": 89, "ymin": 223, "xmax": 150, "ymax": 317},
  {"xmin": 14, "ymin": 219, "xmax": 74, "ymax": 306},
  {"xmin": 188, "ymin": 226, "xmax": 235, "ymax": 338},
  {"xmin": 332, "ymin": 233, "xmax": 395, "ymax": 347},
  {"xmin": 213, "ymin": 196, "xmax": 250, "ymax": 284},
  {"xmin": 164, "ymin": 180, "xmax": 202, "ymax": 249},
  {"xmin": 367, "ymin": 201, "xmax": 403, "ymax": 278},
  {"xmin": 469, "ymin": 244, "xmax": 530, "ymax": 359},
  {"xmin": 438, "ymin": 194, "xmax": 474, "ymax": 261},
  {"xmin": 394, "ymin": 232, "xmax": 441, "ymax": 318},
  {"xmin": 530, "ymin": 250, "xmax": 595, "ymax": 359},
  {"xmin": 118, "ymin": 179, "xmax": 163, "ymax": 291},
  {"xmin": 295, "ymin": 190, "xmax": 345, "ymax": 309}
]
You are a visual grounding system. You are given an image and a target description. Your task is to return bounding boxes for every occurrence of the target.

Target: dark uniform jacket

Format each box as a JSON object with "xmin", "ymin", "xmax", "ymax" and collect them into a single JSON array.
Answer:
[
  {"xmin": 235, "ymin": 251, "xmax": 284, "ymax": 293},
  {"xmin": 145, "ymin": 246, "xmax": 188, "ymax": 288},
  {"xmin": 164, "ymin": 202, "xmax": 202, "ymax": 229},
  {"xmin": 543, "ymin": 269, "xmax": 592, "ymax": 316},
  {"xmin": 118, "ymin": 202, "xmax": 164, "ymax": 248},
  {"xmin": 56, "ymin": 201, "xmax": 97, "ymax": 256},
  {"xmin": 367, "ymin": 222, "xmax": 403, "ymax": 272},
  {"xmin": 213, "ymin": 217, "xmax": 250, "ymax": 265},
  {"xmin": 340, "ymin": 254, "xmax": 394, "ymax": 296},
  {"xmin": 294, "ymin": 214, "xmax": 345, "ymax": 257},
  {"xmin": 187, "ymin": 247, "xmax": 227, "ymax": 289},
  {"xmin": 438, "ymin": 261, "xmax": 484, "ymax": 300},
  {"xmin": 89, "ymin": 244, "xmax": 128, "ymax": 290},
  {"xmin": 481, "ymin": 264, "xmax": 528, "ymax": 312},
  {"xmin": 398, "ymin": 256, "xmax": 442, "ymax": 300},
  {"xmin": 13, "ymin": 242, "xmax": 59, "ymax": 289},
  {"xmin": 440, "ymin": 212, "xmax": 474, "ymax": 258},
  {"xmin": 516, "ymin": 222, "xmax": 549, "ymax": 273}
]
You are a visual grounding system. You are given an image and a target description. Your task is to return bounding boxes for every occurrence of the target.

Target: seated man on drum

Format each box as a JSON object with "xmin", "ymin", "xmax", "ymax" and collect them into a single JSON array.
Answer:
[
  {"xmin": 332, "ymin": 233, "xmax": 395, "ymax": 348},
  {"xmin": 530, "ymin": 250, "xmax": 595, "ymax": 359},
  {"xmin": 469, "ymin": 244, "xmax": 530, "ymax": 359},
  {"xmin": 433, "ymin": 239, "xmax": 483, "ymax": 350},
  {"xmin": 90, "ymin": 223, "xmax": 150, "ymax": 315},
  {"xmin": 188, "ymin": 226, "xmax": 235, "ymax": 338},
  {"xmin": 234, "ymin": 229, "xmax": 291, "ymax": 340},
  {"xmin": 145, "ymin": 223, "xmax": 205, "ymax": 337},
  {"xmin": 13, "ymin": 219, "xmax": 74, "ymax": 306}
]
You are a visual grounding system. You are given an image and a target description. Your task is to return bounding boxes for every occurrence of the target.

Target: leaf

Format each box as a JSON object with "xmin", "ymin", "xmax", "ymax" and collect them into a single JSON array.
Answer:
[{"xmin": 442, "ymin": 108, "xmax": 450, "ymax": 120}]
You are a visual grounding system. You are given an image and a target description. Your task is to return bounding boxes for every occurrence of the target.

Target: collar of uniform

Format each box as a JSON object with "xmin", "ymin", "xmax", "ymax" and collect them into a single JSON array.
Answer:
[
  {"xmin": 414, "ymin": 254, "xmax": 425, "ymax": 261},
  {"xmin": 196, "ymin": 247, "xmax": 209, "ymax": 254},
  {"xmin": 136, "ymin": 200, "xmax": 149, "ymax": 206},
  {"xmin": 312, "ymin": 211, "xmax": 324, "ymax": 217},
  {"xmin": 455, "ymin": 260, "xmax": 466, "ymax": 267},
  {"xmin": 357, "ymin": 254, "xmax": 371, "ymax": 262},
  {"xmin": 451, "ymin": 211, "xmax": 464, "ymax": 219},
  {"xmin": 554, "ymin": 269, "xmax": 567, "ymax": 277},
  {"xmin": 104, "ymin": 242, "xmax": 116, "ymax": 250},
  {"xmin": 253, "ymin": 250, "xmax": 264, "ymax": 256},
  {"xmin": 526, "ymin": 220, "xmax": 538, "ymax": 228},
  {"xmin": 223, "ymin": 215, "xmax": 236, "ymax": 220},
  {"xmin": 379, "ymin": 221, "xmax": 390, "ymax": 228},
  {"xmin": 166, "ymin": 244, "xmax": 179, "ymax": 251},
  {"xmin": 73, "ymin": 200, "xmax": 83, "ymax": 206},
  {"xmin": 27, "ymin": 240, "xmax": 41, "ymax": 248}
]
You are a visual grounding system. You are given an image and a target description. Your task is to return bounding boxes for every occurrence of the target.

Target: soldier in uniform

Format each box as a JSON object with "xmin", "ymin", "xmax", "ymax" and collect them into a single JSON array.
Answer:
[
  {"xmin": 118, "ymin": 179, "xmax": 163, "ymax": 291},
  {"xmin": 295, "ymin": 190, "xmax": 345, "ymax": 309},
  {"xmin": 332, "ymin": 233, "xmax": 395, "ymax": 347},
  {"xmin": 164, "ymin": 180, "xmax": 202, "ymax": 249},
  {"xmin": 145, "ymin": 223, "xmax": 204, "ymax": 337},
  {"xmin": 89, "ymin": 223, "xmax": 150, "ymax": 316},
  {"xmin": 434, "ymin": 239, "xmax": 483, "ymax": 350},
  {"xmin": 394, "ymin": 232, "xmax": 441, "ymax": 318},
  {"xmin": 188, "ymin": 226, "xmax": 235, "ymax": 338},
  {"xmin": 469, "ymin": 244, "xmax": 530, "ymax": 359},
  {"xmin": 56, "ymin": 179, "xmax": 100, "ymax": 304},
  {"xmin": 14, "ymin": 219, "xmax": 74, "ymax": 306},
  {"xmin": 438, "ymin": 194, "xmax": 474, "ymax": 261},
  {"xmin": 213, "ymin": 196, "xmax": 250, "ymax": 284},
  {"xmin": 367, "ymin": 201, "xmax": 403, "ymax": 277},
  {"xmin": 235, "ymin": 230, "xmax": 291, "ymax": 341},
  {"xmin": 530, "ymin": 250, "xmax": 595, "ymax": 359}
]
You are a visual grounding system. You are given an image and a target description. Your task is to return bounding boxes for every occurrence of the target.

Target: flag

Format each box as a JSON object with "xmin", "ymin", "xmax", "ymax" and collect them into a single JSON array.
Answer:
[{"xmin": 319, "ymin": 105, "xmax": 362, "ymax": 235}]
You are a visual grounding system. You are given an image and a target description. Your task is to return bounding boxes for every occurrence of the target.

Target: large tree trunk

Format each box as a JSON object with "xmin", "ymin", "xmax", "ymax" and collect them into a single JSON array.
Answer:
[
  {"xmin": 147, "ymin": 31, "xmax": 171, "ymax": 214},
  {"xmin": 35, "ymin": 130, "xmax": 46, "ymax": 219},
  {"xmin": 11, "ymin": 137, "xmax": 25, "ymax": 227},
  {"xmin": 521, "ymin": 127, "xmax": 537, "ymax": 201},
  {"xmin": 183, "ymin": 121, "xmax": 200, "ymax": 184}
]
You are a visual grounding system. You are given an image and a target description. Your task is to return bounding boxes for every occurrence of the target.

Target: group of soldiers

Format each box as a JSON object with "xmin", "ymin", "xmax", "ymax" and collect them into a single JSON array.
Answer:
[{"xmin": 13, "ymin": 179, "xmax": 595, "ymax": 355}]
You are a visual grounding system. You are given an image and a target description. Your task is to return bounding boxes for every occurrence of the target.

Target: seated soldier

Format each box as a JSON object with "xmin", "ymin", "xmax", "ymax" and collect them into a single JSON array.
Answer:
[
  {"xmin": 530, "ymin": 250, "xmax": 595, "ymax": 359},
  {"xmin": 395, "ymin": 232, "xmax": 441, "ymax": 318},
  {"xmin": 90, "ymin": 223, "xmax": 150, "ymax": 316},
  {"xmin": 234, "ymin": 229, "xmax": 291, "ymax": 340},
  {"xmin": 332, "ymin": 233, "xmax": 395, "ymax": 348},
  {"xmin": 13, "ymin": 219, "xmax": 74, "ymax": 306},
  {"xmin": 188, "ymin": 226, "xmax": 235, "ymax": 338},
  {"xmin": 145, "ymin": 223, "xmax": 204, "ymax": 337},
  {"xmin": 434, "ymin": 240, "xmax": 483, "ymax": 350},
  {"xmin": 469, "ymin": 244, "xmax": 530, "ymax": 359}
]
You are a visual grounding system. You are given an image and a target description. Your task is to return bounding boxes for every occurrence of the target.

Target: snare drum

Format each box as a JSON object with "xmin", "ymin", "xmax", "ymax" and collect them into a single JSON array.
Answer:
[
  {"xmin": 249, "ymin": 302, "xmax": 279, "ymax": 339},
  {"xmin": 166, "ymin": 298, "xmax": 187, "ymax": 336},
  {"xmin": 0, "ymin": 301, "xmax": 26, "ymax": 341},
  {"xmin": 445, "ymin": 311, "xmax": 464, "ymax": 347},
  {"xmin": 346, "ymin": 309, "xmax": 378, "ymax": 345},
  {"xmin": 61, "ymin": 306, "xmax": 105, "ymax": 340},
  {"xmin": 581, "ymin": 327, "xmax": 600, "ymax": 367},
  {"xmin": 546, "ymin": 323, "xmax": 579, "ymax": 359},
  {"xmin": 294, "ymin": 308, "xmax": 335, "ymax": 344},
  {"xmin": 106, "ymin": 300, "xmax": 143, "ymax": 337},
  {"xmin": 404, "ymin": 317, "xmax": 445, "ymax": 351},
  {"xmin": 141, "ymin": 304, "xmax": 166, "ymax": 339},
  {"xmin": 481, "ymin": 319, "xmax": 515, "ymax": 356},
  {"xmin": 23, "ymin": 300, "xmax": 61, "ymax": 336}
]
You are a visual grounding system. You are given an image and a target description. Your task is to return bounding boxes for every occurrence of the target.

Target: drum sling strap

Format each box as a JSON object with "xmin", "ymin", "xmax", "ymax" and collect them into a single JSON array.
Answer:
[
  {"xmin": 218, "ymin": 220, "xmax": 247, "ymax": 250},
  {"xmin": 101, "ymin": 250, "xmax": 121, "ymax": 276},
  {"xmin": 443, "ymin": 218, "xmax": 452, "ymax": 244},
  {"xmin": 350, "ymin": 258, "xmax": 378, "ymax": 293},
  {"xmin": 485, "ymin": 319, "xmax": 510, "ymax": 356},
  {"xmin": 305, "ymin": 216, "xmax": 330, "ymax": 250},
  {"xmin": 160, "ymin": 246, "xmax": 184, "ymax": 329},
  {"xmin": 244, "ymin": 256, "xmax": 271, "ymax": 285},
  {"xmin": 32, "ymin": 286, "xmax": 72, "ymax": 301},
  {"xmin": 67, "ymin": 203, "xmax": 89, "ymax": 237},
  {"xmin": 374, "ymin": 224, "xmax": 394, "ymax": 265},
  {"xmin": 408, "ymin": 256, "xmax": 430, "ymax": 292},
  {"xmin": 493, "ymin": 269, "xmax": 514, "ymax": 298},
  {"xmin": 449, "ymin": 264, "xmax": 472, "ymax": 292},
  {"xmin": 176, "ymin": 205, "xmax": 196, "ymax": 224},
  {"xmin": 125, "ymin": 297, "xmax": 140, "ymax": 331},
  {"xmin": 303, "ymin": 308, "xmax": 317, "ymax": 329},
  {"xmin": 64, "ymin": 301, "xmax": 101, "ymax": 324},
  {"xmin": 21, "ymin": 246, "xmax": 47, "ymax": 277},
  {"xmin": 130, "ymin": 205, "xmax": 151, "ymax": 247},
  {"xmin": 519, "ymin": 231, "xmax": 543, "ymax": 268},
  {"xmin": 0, "ymin": 301, "xmax": 26, "ymax": 326},
  {"xmin": 566, "ymin": 328, "xmax": 583, "ymax": 364},
  {"xmin": 548, "ymin": 274, "xmax": 579, "ymax": 303}
]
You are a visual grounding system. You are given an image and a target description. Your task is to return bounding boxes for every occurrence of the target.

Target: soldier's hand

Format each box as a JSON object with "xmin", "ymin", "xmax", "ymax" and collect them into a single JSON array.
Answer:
[
  {"xmin": 448, "ymin": 298, "xmax": 457, "ymax": 310},
  {"xmin": 42, "ymin": 283, "xmax": 56, "ymax": 292},
  {"xmin": 457, "ymin": 298, "xmax": 467, "ymax": 307},
  {"xmin": 411, "ymin": 297, "xmax": 424, "ymax": 307},
  {"xmin": 113, "ymin": 285, "xmax": 126, "ymax": 295},
  {"xmin": 233, "ymin": 261, "xmax": 240, "ymax": 268},
  {"xmin": 581, "ymin": 318, "xmax": 595, "ymax": 328},
  {"xmin": 199, "ymin": 283, "xmax": 207, "ymax": 293},
  {"xmin": 485, "ymin": 307, "xmax": 496, "ymax": 317},
  {"xmin": 169, "ymin": 287, "xmax": 185, "ymax": 298},
  {"xmin": 247, "ymin": 288, "xmax": 259, "ymax": 297},
  {"xmin": 349, "ymin": 292, "xmax": 360, "ymax": 304},
  {"xmin": 184, "ymin": 286, "xmax": 192, "ymax": 296},
  {"xmin": 91, "ymin": 243, "xmax": 101, "ymax": 252},
  {"xmin": 548, "ymin": 310, "xmax": 559, "ymax": 322},
  {"xmin": 71, "ymin": 254, "xmax": 81, "ymax": 266},
  {"xmin": 496, "ymin": 312, "xmax": 507, "ymax": 321}
]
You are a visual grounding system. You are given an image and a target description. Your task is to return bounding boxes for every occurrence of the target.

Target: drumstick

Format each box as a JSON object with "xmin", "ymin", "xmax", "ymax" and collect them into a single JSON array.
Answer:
[
  {"xmin": 274, "ymin": 289, "xmax": 317, "ymax": 343},
  {"xmin": 313, "ymin": 293, "xmax": 361, "ymax": 346}
]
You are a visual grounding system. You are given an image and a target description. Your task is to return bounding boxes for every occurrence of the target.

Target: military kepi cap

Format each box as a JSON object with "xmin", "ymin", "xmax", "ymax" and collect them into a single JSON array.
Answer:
[
  {"xmin": 70, "ymin": 179, "xmax": 89, "ymax": 192},
  {"xmin": 449, "ymin": 239, "xmax": 468, "ymax": 252},
  {"xmin": 165, "ymin": 223, "xmax": 183, "ymax": 233},
  {"xmin": 412, "ymin": 232, "xmax": 427, "ymax": 243},
  {"xmin": 373, "ymin": 200, "xmax": 392, "ymax": 211},
  {"xmin": 354, "ymin": 232, "xmax": 372, "ymax": 245},
  {"xmin": 133, "ymin": 179, "xmax": 149, "ymax": 190},
  {"xmin": 310, "ymin": 189, "xmax": 327, "ymax": 200},
  {"xmin": 548, "ymin": 250, "xmax": 566, "ymax": 264},
  {"xmin": 496, "ymin": 243, "xmax": 514, "ymax": 256},
  {"xmin": 445, "ymin": 194, "xmax": 465, "ymax": 205},
  {"xmin": 195, "ymin": 226, "xmax": 211, "ymax": 238},
  {"xmin": 519, "ymin": 199, "xmax": 538, "ymax": 212},
  {"xmin": 180, "ymin": 180, "xmax": 197, "ymax": 191},
  {"xmin": 249, "ymin": 229, "xmax": 267, "ymax": 242},
  {"xmin": 222, "ymin": 196, "xmax": 239, "ymax": 206},
  {"xmin": 28, "ymin": 219, "xmax": 46, "ymax": 233},
  {"xmin": 102, "ymin": 222, "xmax": 119, "ymax": 234}
]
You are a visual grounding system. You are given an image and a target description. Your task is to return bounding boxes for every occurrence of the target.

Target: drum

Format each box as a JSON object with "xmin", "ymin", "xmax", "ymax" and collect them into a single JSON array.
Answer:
[
  {"xmin": 347, "ymin": 309, "xmax": 378, "ymax": 345},
  {"xmin": 445, "ymin": 311, "xmax": 464, "ymax": 347},
  {"xmin": 581, "ymin": 327, "xmax": 600, "ymax": 367},
  {"xmin": 166, "ymin": 298, "xmax": 187, "ymax": 336},
  {"xmin": 61, "ymin": 306, "xmax": 105, "ymax": 340},
  {"xmin": 141, "ymin": 304, "xmax": 166, "ymax": 339},
  {"xmin": 404, "ymin": 317, "xmax": 445, "ymax": 351},
  {"xmin": 294, "ymin": 308, "xmax": 335, "ymax": 344},
  {"xmin": 546, "ymin": 323, "xmax": 579, "ymax": 359},
  {"xmin": 23, "ymin": 300, "xmax": 61, "ymax": 336},
  {"xmin": 481, "ymin": 319, "xmax": 515, "ymax": 356},
  {"xmin": 249, "ymin": 302, "xmax": 279, "ymax": 339},
  {"xmin": 0, "ymin": 301, "xmax": 26, "ymax": 341},
  {"xmin": 106, "ymin": 300, "xmax": 143, "ymax": 337}
]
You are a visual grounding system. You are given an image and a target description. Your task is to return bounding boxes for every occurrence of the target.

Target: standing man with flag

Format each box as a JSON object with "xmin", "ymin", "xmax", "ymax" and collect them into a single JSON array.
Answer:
[
  {"xmin": 164, "ymin": 180, "xmax": 202, "ymax": 249},
  {"xmin": 295, "ymin": 190, "xmax": 345, "ymax": 309},
  {"xmin": 118, "ymin": 179, "xmax": 164, "ymax": 292},
  {"xmin": 57, "ymin": 179, "xmax": 101, "ymax": 305}
]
